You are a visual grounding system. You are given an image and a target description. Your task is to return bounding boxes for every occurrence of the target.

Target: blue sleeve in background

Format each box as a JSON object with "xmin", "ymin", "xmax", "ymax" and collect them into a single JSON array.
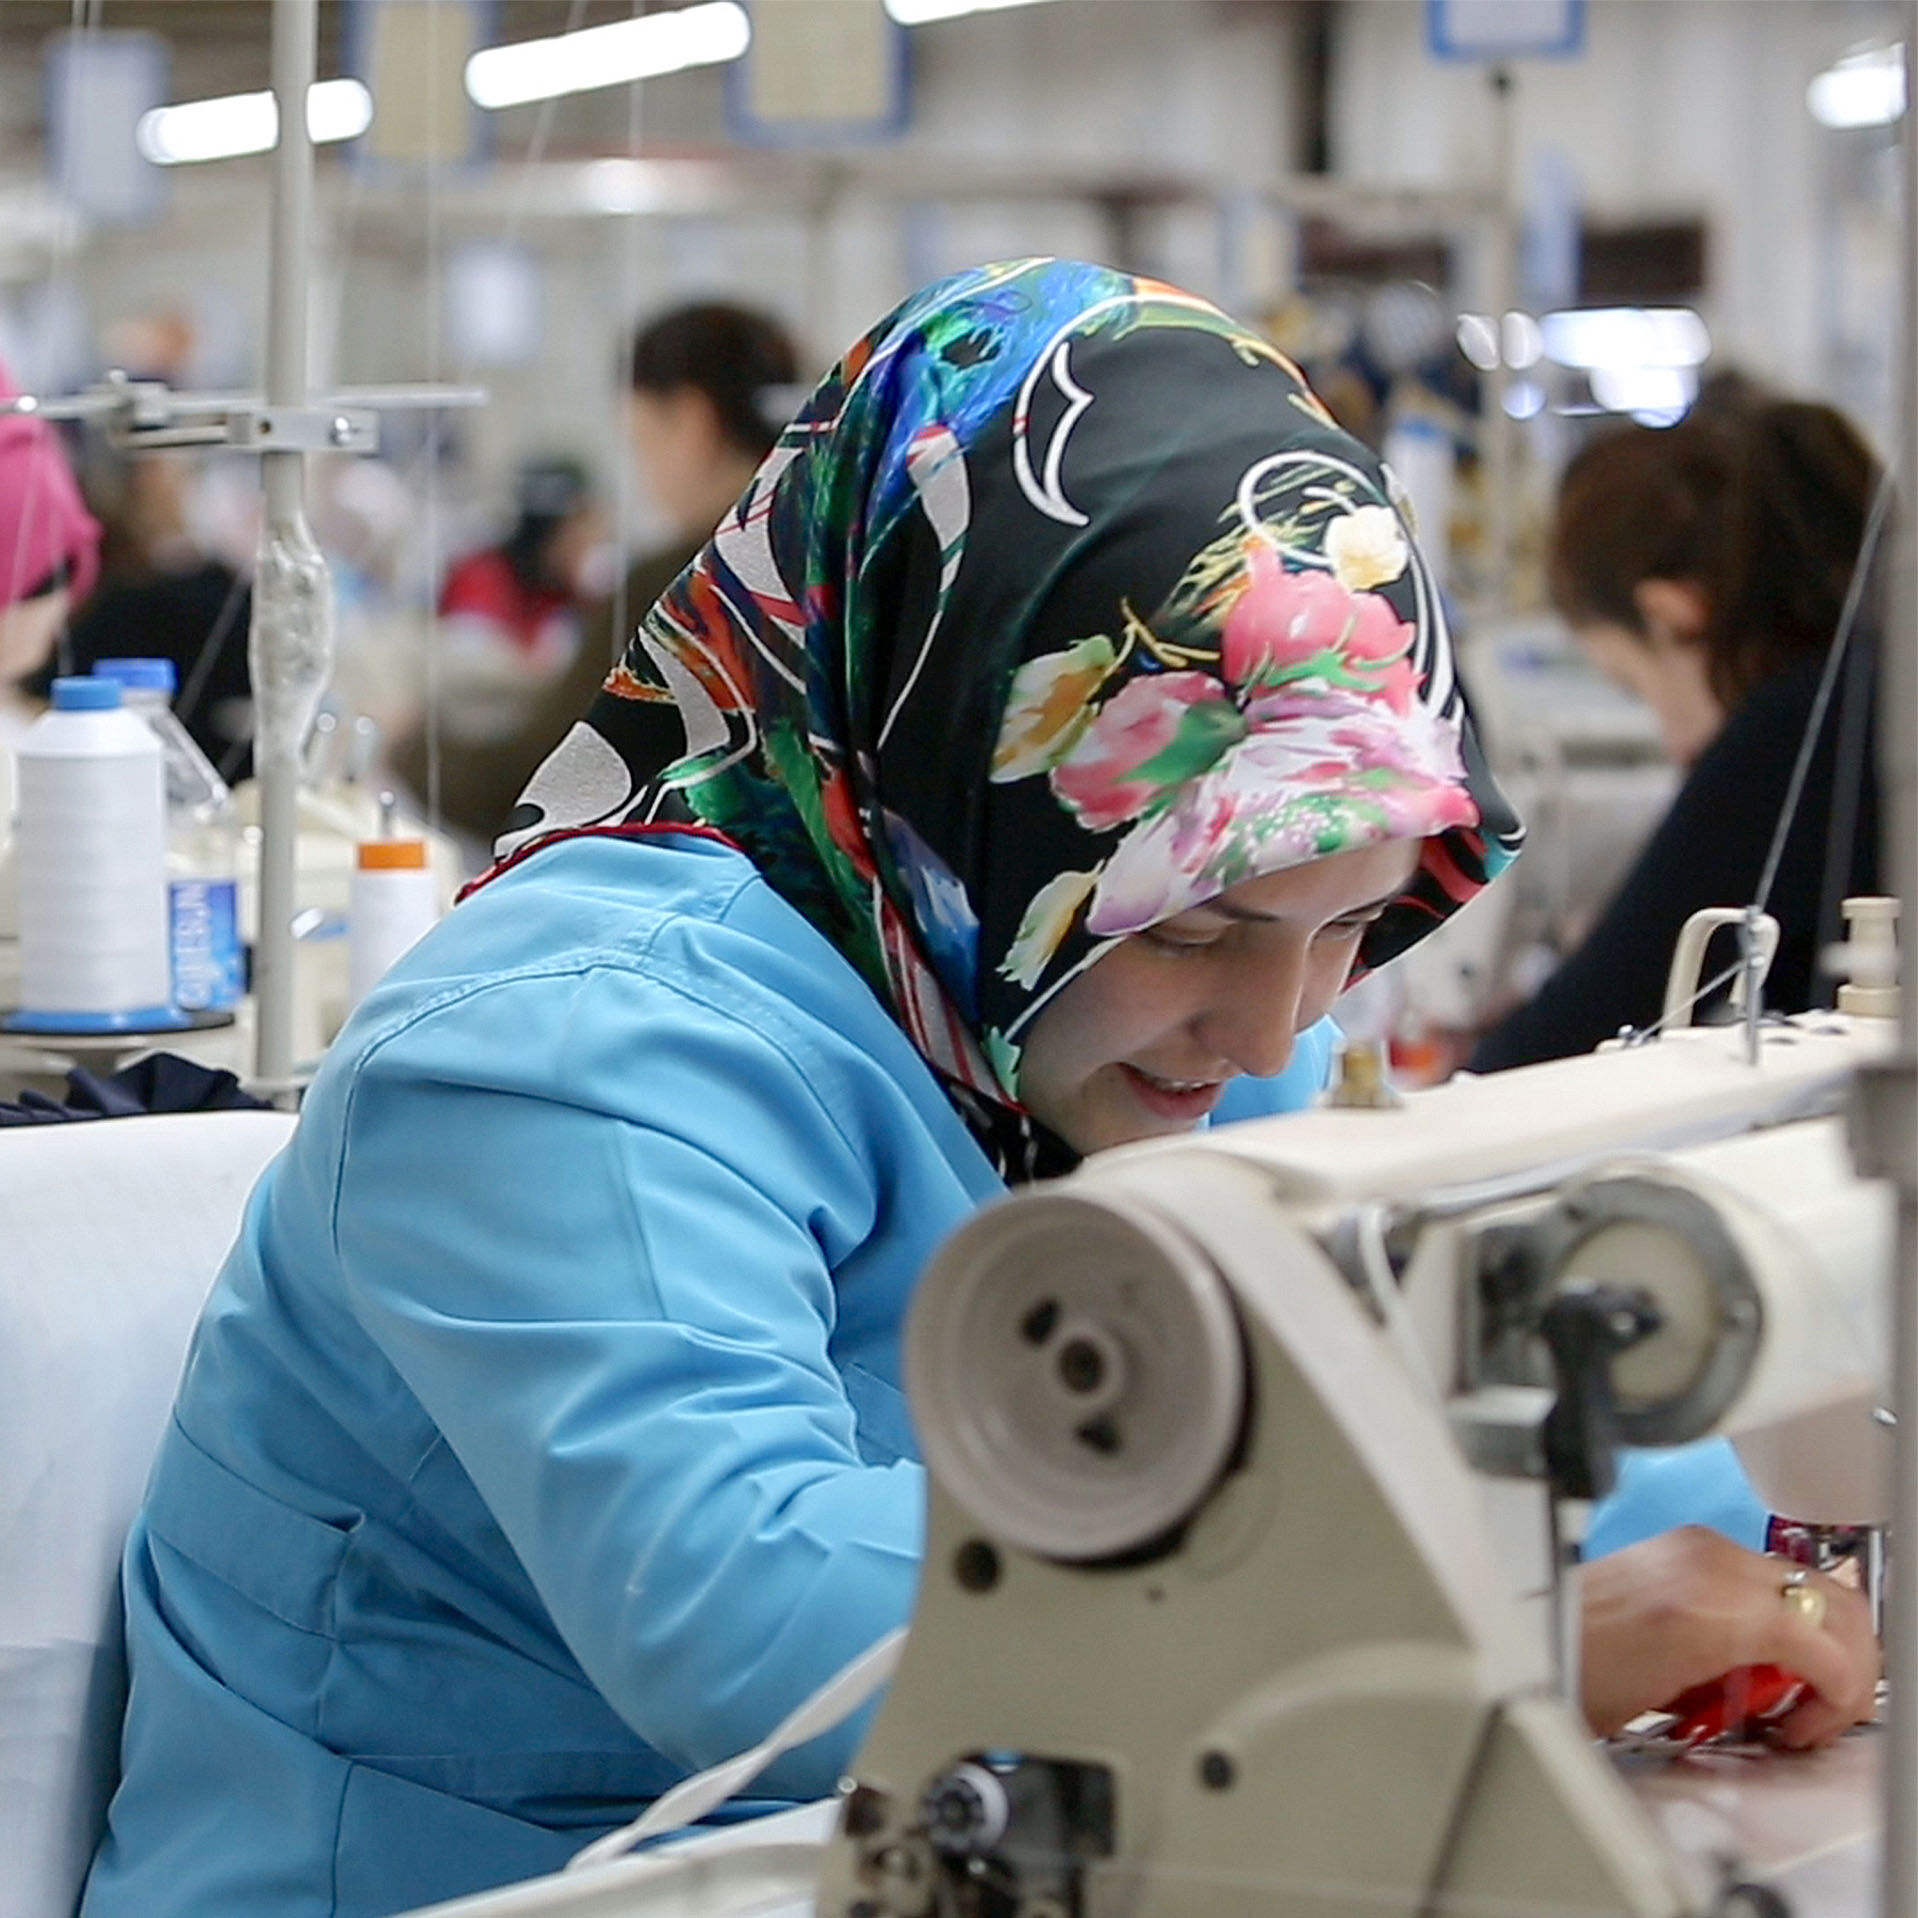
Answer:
[
  {"xmin": 1583, "ymin": 1438, "xmax": 1771, "ymax": 1558},
  {"xmin": 1211, "ymin": 1015, "xmax": 1341, "ymax": 1124}
]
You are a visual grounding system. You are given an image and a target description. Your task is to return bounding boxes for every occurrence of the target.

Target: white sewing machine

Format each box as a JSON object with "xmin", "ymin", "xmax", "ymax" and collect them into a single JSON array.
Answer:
[{"xmin": 412, "ymin": 997, "xmax": 1896, "ymax": 1918}]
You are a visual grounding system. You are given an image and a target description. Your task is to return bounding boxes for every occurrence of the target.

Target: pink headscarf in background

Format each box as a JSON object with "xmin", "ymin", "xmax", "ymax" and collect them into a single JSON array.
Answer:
[{"xmin": 0, "ymin": 358, "xmax": 101, "ymax": 611}]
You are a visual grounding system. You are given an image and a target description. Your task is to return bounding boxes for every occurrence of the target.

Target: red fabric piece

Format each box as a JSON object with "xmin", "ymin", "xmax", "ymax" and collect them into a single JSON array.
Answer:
[{"xmin": 1661, "ymin": 1663, "xmax": 1806, "ymax": 1748}]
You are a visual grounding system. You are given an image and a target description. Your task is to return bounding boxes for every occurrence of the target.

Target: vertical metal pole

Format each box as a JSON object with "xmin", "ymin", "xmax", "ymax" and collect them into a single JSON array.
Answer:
[
  {"xmin": 1883, "ymin": 25, "xmax": 1918, "ymax": 1918},
  {"xmin": 1481, "ymin": 64, "xmax": 1518, "ymax": 612},
  {"xmin": 249, "ymin": 0, "xmax": 334, "ymax": 1092}
]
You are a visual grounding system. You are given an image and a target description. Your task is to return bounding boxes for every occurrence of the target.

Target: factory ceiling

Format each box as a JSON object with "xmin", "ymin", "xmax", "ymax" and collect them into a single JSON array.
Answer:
[{"xmin": 0, "ymin": 3, "xmax": 676, "ymax": 94}]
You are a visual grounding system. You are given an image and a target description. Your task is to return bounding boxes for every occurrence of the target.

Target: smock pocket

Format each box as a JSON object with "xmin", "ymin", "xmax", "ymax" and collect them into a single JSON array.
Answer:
[
  {"xmin": 333, "ymin": 1759, "xmax": 585, "ymax": 1918},
  {"xmin": 142, "ymin": 1422, "xmax": 358, "ymax": 1641}
]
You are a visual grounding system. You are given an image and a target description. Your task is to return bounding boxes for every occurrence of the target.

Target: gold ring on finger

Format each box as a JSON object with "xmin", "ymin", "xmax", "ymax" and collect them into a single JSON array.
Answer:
[{"xmin": 1781, "ymin": 1567, "xmax": 1829, "ymax": 1631}]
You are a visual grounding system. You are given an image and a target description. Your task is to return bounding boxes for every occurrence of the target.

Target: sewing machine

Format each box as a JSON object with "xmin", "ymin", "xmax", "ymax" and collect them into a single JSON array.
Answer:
[{"xmin": 412, "ymin": 999, "xmax": 1895, "ymax": 1918}]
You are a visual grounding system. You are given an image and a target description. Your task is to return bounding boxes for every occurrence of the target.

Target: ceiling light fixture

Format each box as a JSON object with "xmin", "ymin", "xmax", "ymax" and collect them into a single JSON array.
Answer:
[
  {"xmin": 1808, "ymin": 45, "xmax": 1905, "ymax": 130},
  {"xmin": 135, "ymin": 77, "xmax": 372, "ymax": 166},
  {"xmin": 1590, "ymin": 364, "xmax": 1697, "ymax": 426},
  {"xmin": 1540, "ymin": 306, "xmax": 1710, "ymax": 372},
  {"xmin": 465, "ymin": 2, "xmax": 751, "ymax": 112},
  {"xmin": 884, "ymin": 0, "xmax": 1059, "ymax": 26},
  {"xmin": 579, "ymin": 158, "xmax": 673, "ymax": 216}
]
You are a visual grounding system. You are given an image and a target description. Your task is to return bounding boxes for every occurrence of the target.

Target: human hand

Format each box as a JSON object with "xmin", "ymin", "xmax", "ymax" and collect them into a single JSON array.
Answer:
[{"xmin": 1577, "ymin": 1525, "xmax": 1878, "ymax": 1746}]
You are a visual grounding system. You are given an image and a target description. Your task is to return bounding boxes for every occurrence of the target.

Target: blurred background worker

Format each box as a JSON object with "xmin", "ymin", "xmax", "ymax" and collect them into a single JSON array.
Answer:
[
  {"xmin": 1471, "ymin": 394, "xmax": 1881, "ymax": 1071},
  {"xmin": 42, "ymin": 446, "xmax": 254, "ymax": 782},
  {"xmin": 0, "ymin": 356, "xmax": 101, "ymax": 812},
  {"xmin": 396, "ymin": 300, "xmax": 801, "ymax": 849},
  {"xmin": 428, "ymin": 453, "xmax": 608, "ymax": 737}
]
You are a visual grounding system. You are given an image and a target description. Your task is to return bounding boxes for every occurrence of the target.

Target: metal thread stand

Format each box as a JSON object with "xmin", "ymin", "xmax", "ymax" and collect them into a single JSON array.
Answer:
[
  {"xmin": 249, "ymin": 0, "xmax": 327, "ymax": 1097},
  {"xmin": 1877, "ymin": 27, "xmax": 1918, "ymax": 1916}
]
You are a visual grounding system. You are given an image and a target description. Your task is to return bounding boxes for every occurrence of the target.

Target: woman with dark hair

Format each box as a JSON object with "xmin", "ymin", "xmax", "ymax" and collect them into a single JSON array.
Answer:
[
  {"xmin": 1471, "ymin": 396, "xmax": 1882, "ymax": 1072},
  {"xmin": 625, "ymin": 299, "xmax": 801, "ymax": 533},
  {"xmin": 404, "ymin": 303, "xmax": 800, "ymax": 843}
]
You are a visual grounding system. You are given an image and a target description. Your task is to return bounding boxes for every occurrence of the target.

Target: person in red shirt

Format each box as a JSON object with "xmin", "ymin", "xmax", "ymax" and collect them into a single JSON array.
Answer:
[{"xmin": 434, "ymin": 457, "xmax": 610, "ymax": 743}]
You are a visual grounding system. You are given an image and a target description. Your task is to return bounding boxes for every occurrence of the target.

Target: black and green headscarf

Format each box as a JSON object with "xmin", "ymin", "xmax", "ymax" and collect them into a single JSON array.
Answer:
[{"xmin": 498, "ymin": 259, "xmax": 1520, "ymax": 1177}]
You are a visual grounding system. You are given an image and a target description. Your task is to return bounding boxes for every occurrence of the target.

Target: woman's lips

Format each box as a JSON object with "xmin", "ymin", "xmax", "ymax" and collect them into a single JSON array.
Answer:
[{"xmin": 1118, "ymin": 1063, "xmax": 1227, "ymax": 1123}]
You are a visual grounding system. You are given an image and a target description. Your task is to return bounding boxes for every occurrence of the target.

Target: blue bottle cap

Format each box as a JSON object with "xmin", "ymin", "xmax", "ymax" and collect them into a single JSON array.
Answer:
[
  {"xmin": 92, "ymin": 656, "xmax": 178, "ymax": 693},
  {"xmin": 51, "ymin": 676, "xmax": 122, "ymax": 710}
]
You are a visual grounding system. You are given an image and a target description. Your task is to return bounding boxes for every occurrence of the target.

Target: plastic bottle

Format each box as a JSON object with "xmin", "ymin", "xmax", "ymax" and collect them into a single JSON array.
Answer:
[
  {"xmin": 347, "ymin": 835, "xmax": 440, "ymax": 1011},
  {"xmin": 9, "ymin": 676, "xmax": 174, "ymax": 1030},
  {"xmin": 92, "ymin": 657, "xmax": 244, "ymax": 1013}
]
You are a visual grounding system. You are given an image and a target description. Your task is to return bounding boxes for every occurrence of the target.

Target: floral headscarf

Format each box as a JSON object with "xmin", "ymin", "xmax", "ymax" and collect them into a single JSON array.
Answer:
[{"xmin": 497, "ymin": 260, "xmax": 1521, "ymax": 1178}]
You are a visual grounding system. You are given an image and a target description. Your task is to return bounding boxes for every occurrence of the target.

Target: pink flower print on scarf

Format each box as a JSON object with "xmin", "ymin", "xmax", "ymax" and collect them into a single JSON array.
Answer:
[
  {"xmin": 1052, "ymin": 671, "xmax": 1245, "ymax": 831},
  {"xmin": 1085, "ymin": 690, "xmax": 1475, "ymax": 937},
  {"xmin": 1222, "ymin": 542, "xmax": 1419, "ymax": 712}
]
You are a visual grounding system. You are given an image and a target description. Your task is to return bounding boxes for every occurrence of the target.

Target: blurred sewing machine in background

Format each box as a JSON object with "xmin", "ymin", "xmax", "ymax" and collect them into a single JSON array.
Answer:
[
  {"xmin": 1387, "ymin": 613, "xmax": 1679, "ymax": 1058},
  {"xmin": 412, "ymin": 931, "xmax": 1898, "ymax": 1918}
]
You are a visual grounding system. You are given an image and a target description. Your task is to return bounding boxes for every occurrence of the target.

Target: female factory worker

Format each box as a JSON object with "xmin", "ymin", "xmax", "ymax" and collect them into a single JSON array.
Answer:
[
  {"xmin": 1472, "ymin": 396, "xmax": 1880, "ymax": 1071},
  {"xmin": 87, "ymin": 264, "xmax": 1876, "ymax": 1918}
]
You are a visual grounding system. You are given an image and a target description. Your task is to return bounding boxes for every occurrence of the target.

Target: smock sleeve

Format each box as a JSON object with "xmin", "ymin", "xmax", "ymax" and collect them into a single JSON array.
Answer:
[
  {"xmin": 327, "ymin": 962, "xmax": 933, "ymax": 1795},
  {"xmin": 1584, "ymin": 1440, "xmax": 1770, "ymax": 1559}
]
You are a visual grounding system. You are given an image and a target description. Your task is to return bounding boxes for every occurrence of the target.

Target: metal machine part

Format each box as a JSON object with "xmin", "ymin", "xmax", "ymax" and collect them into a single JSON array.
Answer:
[
  {"xmin": 905, "ymin": 1192, "xmax": 1245, "ymax": 1563},
  {"xmin": 821, "ymin": 1025, "xmax": 1895, "ymax": 1918},
  {"xmin": 1474, "ymin": 1173, "xmax": 1763, "ymax": 1455},
  {"xmin": 820, "ymin": 1150, "xmax": 1709, "ymax": 1918}
]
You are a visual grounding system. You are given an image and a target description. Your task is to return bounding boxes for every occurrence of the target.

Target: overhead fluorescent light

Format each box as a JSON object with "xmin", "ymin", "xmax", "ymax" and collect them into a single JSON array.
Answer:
[
  {"xmin": 1500, "ymin": 310, "xmax": 1544, "ymax": 370},
  {"xmin": 1455, "ymin": 314, "xmax": 1499, "ymax": 372},
  {"xmin": 465, "ymin": 1, "xmax": 750, "ymax": 112},
  {"xmin": 578, "ymin": 158, "xmax": 674, "ymax": 216},
  {"xmin": 135, "ymin": 77, "xmax": 372, "ymax": 166},
  {"xmin": 1502, "ymin": 379, "xmax": 1546, "ymax": 420},
  {"xmin": 1808, "ymin": 45, "xmax": 1905, "ymax": 130},
  {"xmin": 1590, "ymin": 363, "xmax": 1697, "ymax": 423},
  {"xmin": 1541, "ymin": 306, "xmax": 1710, "ymax": 372},
  {"xmin": 885, "ymin": 0, "xmax": 1059, "ymax": 25}
]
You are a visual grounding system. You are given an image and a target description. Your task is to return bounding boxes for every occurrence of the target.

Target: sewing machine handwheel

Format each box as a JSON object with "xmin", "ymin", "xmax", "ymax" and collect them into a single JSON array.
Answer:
[{"xmin": 907, "ymin": 1189, "xmax": 1245, "ymax": 1561}]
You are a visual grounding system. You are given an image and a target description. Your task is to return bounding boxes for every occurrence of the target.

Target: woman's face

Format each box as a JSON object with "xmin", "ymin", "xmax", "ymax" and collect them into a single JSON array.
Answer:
[
  {"xmin": 541, "ymin": 502, "xmax": 613, "ymax": 599},
  {"xmin": 1016, "ymin": 837, "xmax": 1421, "ymax": 1156},
  {"xmin": 1574, "ymin": 581, "xmax": 1723, "ymax": 768},
  {"xmin": 1577, "ymin": 621, "xmax": 1723, "ymax": 767},
  {"xmin": 627, "ymin": 386, "xmax": 734, "ymax": 541}
]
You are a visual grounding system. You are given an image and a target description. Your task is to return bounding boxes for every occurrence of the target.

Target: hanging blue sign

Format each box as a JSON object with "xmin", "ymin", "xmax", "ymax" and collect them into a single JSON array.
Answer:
[{"xmin": 1427, "ymin": 0, "xmax": 1584, "ymax": 62}]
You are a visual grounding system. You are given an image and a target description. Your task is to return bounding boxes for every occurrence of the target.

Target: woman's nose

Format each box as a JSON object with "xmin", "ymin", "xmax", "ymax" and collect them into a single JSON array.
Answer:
[{"xmin": 1194, "ymin": 947, "xmax": 1306, "ymax": 1081}]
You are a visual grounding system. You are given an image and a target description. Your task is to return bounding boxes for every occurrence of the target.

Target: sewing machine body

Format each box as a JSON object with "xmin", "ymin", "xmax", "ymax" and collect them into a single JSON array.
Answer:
[
  {"xmin": 820, "ymin": 1016, "xmax": 1892, "ymax": 1918},
  {"xmin": 411, "ymin": 1013, "xmax": 1894, "ymax": 1918}
]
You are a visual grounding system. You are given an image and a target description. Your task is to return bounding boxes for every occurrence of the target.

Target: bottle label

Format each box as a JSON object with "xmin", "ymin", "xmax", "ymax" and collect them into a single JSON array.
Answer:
[{"xmin": 170, "ymin": 877, "xmax": 244, "ymax": 1011}]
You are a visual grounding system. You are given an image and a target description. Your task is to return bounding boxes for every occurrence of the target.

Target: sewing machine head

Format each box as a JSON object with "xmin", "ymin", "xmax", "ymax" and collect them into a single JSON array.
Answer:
[{"xmin": 816, "ymin": 1013, "xmax": 1893, "ymax": 1918}]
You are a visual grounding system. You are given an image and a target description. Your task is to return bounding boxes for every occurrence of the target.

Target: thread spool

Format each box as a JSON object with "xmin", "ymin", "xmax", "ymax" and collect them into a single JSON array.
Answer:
[
  {"xmin": 347, "ymin": 836, "xmax": 440, "ymax": 1011},
  {"xmin": 7, "ymin": 677, "xmax": 179, "ymax": 1031},
  {"xmin": 1836, "ymin": 896, "xmax": 1899, "ymax": 1018}
]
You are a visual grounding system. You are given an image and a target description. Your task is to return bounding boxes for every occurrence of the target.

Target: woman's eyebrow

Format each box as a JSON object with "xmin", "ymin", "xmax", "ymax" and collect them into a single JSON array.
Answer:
[{"xmin": 1207, "ymin": 886, "xmax": 1404, "ymax": 926}]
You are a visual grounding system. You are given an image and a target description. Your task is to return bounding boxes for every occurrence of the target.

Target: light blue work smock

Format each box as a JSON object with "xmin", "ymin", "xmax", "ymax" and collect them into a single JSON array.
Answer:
[
  {"xmin": 82, "ymin": 832, "xmax": 1755, "ymax": 1918},
  {"xmin": 80, "ymin": 833, "xmax": 1331, "ymax": 1918}
]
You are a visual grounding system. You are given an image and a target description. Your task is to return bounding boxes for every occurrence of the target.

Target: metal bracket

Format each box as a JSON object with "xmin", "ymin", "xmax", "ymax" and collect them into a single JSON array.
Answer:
[
  {"xmin": 225, "ymin": 405, "xmax": 379, "ymax": 453},
  {"xmin": 1, "ymin": 373, "xmax": 482, "ymax": 458},
  {"xmin": 1450, "ymin": 1383, "xmax": 1554, "ymax": 1478}
]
